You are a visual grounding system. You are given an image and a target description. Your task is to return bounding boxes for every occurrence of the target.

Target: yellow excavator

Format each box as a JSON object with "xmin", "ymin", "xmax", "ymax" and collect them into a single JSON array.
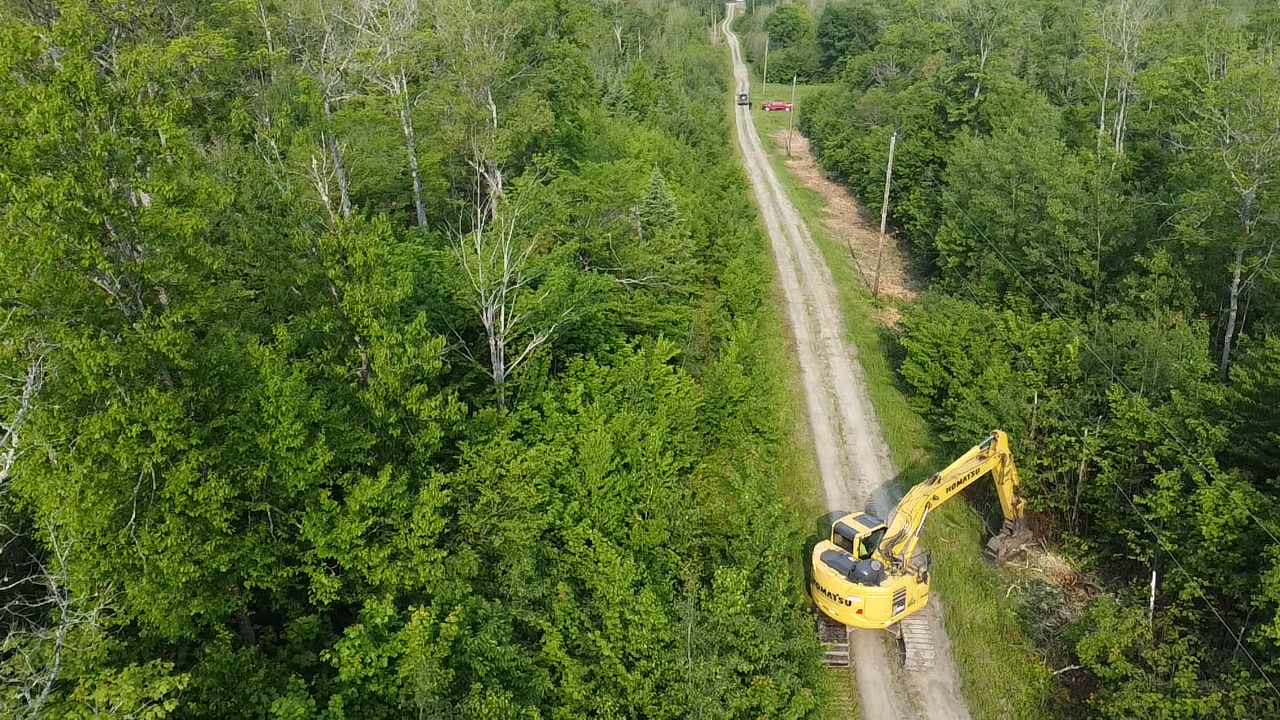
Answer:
[{"xmin": 810, "ymin": 430, "xmax": 1032, "ymax": 630}]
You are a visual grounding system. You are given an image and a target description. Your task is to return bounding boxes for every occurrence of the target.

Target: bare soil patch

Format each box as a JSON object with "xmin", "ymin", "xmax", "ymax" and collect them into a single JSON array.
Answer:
[{"xmin": 770, "ymin": 129, "xmax": 922, "ymax": 306}]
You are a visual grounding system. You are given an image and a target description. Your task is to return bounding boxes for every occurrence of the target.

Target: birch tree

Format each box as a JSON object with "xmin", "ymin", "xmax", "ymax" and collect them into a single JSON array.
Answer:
[
  {"xmin": 289, "ymin": 0, "xmax": 360, "ymax": 224},
  {"xmin": 1191, "ymin": 60, "xmax": 1280, "ymax": 379},
  {"xmin": 453, "ymin": 174, "xmax": 565, "ymax": 410},
  {"xmin": 429, "ymin": 0, "xmax": 521, "ymax": 213},
  {"xmin": 596, "ymin": 0, "xmax": 635, "ymax": 55},
  {"xmin": 0, "ymin": 348, "xmax": 46, "ymax": 489},
  {"xmin": 0, "ymin": 518, "xmax": 186, "ymax": 719},
  {"xmin": 350, "ymin": 0, "xmax": 431, "ymax": 227},
  {"xmin": 958, "ymin": 0, "xmax": 1016, "ymax": 99},
  {"xmin": 1, "ymin": 524, "xmax": 102, "ymax": 720},
  {"xmin": 1096, "ymin": 0, "xmax": 1155, "ymax": 156}
]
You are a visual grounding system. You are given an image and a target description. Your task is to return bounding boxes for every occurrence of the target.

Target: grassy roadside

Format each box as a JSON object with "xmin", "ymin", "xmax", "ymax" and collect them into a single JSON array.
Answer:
[
  {"xmin": 748, "ymin": 94, "xmax": 1061, "ymax": 718},
  {"xmin": 766, "ymin": 275, "xmax": 862, "ymax": 719},
  {"xmin": 748, "ymin": 82, "xmax": 829, "ymax": 151},
  {"xmin": 723, "ymin": 36, "xmax": 862, "ymax": 718}
]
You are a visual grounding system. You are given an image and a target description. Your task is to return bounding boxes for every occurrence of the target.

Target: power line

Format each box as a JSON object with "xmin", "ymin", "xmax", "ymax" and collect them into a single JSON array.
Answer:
[
  {"xmin": 942, "ymin": 192, "xmax": 1280, "ymax": 549},
  {"xmin": 1104, "ymin": 465, "xmax": 1280, "ymax": 701},
  {"xmin": 941, "ymin": 263, "xmax": 1280, "ymax": 704}
]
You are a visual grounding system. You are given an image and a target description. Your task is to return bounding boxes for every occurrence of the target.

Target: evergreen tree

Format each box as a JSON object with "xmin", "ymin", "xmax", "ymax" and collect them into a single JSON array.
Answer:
[{"xmin": 640, "ymin": 166, "xmax": 680, "ymax": 236}]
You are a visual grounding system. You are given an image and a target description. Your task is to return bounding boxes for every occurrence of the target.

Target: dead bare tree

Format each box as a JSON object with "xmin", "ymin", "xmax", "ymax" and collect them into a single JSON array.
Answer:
[
  {"xmin": 598, "ymin": 0, "xmax": 633, "ymax": 55},
  {"xmin": 349, "ymin": 0, "xmax": 430, "ymax": 227},
  {"xmin": 1, "ymin": 522, "xmax": 111, "ymax": 720},
  {"xmin": 960, "ymin": 0, "xmax": 1013, "ymax": 99},
  {"xmin": 1208, "ymin": 133, "xmax": 1280, "ymax": 379},
  {"xmin": 289, "ymin": 0, "xmax": 360, "ymax": 223},
  {"xmin": 253, "ymin": 0, "xmax": 278, "ymax": 56},
  {"xmin": 452, "ymin": 168, "xmax": 565, "ymax": 410},
  {"xmin": 1097, "ymin": 0, "xmax": 1155, "ymax": 157},
  {"xmin": 0, "ymin": 349, "xmax": 48, "ymax": 489},
  {"xmin": 469, "ymin": 140, "xmax": 506, "ymax": 222},
  {"xmin": 429, "ymin": 0, "xmax": 521, "ymax": 201},
  {"xmin": 1185, "ymin": 63, "xmax": 1280, "ymax": 379},
  {"xmin": 306, "ymin": 147, "xmax": 342, "ymax": 227},
  {"xmin": 252, "ymin": 114, "xmax": 292, "ymax": 197}
]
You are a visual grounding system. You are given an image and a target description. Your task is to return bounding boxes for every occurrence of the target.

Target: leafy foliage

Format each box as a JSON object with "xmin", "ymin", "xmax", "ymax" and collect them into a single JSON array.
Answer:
[
  {"xmin": 802, "ymin": 0, "xmax": 1280, "ymax": 714},
  {"xmin": 816, "ymin": 1, "xmax": 881, "ymax": 74},
  {"xmin": 0, "ymin": 0, "xmax": 825, "ymax": 716},
  {"xmin": 764, "ymin": 3, "xmax": 815, "ymax": 50}
]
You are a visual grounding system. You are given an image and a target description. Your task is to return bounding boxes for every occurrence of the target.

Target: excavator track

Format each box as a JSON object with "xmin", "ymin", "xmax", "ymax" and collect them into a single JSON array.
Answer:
[
  {"xmin": 897, "ymin": 615, "xmax": 934, "ymax": 671},
  {"xmin": 816, "ymin": 612, "xmax": 851, "ymax": 668}
]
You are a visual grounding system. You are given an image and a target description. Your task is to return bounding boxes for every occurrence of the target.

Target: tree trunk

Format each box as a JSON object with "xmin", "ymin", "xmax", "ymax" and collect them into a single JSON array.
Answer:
[
  {"xmin": 255, "ymin": 0, "xmax": 275, "ymax": 55},
  {"xmin": 235, "ymin": 605, "xmax": 258, "ymax": 646},
  {"xmin": 400, "ymin": 89, "xmax": 427, "ymax": 227},
  {"xmin": 311, "ymin": 149, "xmax": 338, "ymax": 227},
  {"xmin": 330, "ymin": 134, "xmax": 352, "ymax": 219},
  {"xmin": 1113, "ymin": 92, "xmax": 1127, "ymax": 155},
  {"xmin": 322, "ymin": 99, "xmax": 352, "ymax": 219},
  {"xmin": 486, "ymin": 305, "xmax": 506, "ymax": 410},
  {"xmin": 1098, "ymin": 57, "xmax": 1109, "ymax": 146},
  {"xmin": 1221, "ymin": 247, "xmax": 1244, "ymax": 380},
  {"xmin": 1, "ymin": 352, "xmax": 46, "ymax": 487},
  {"xmin": 974, "ymin": 37, "xmax": 990, "ymax": 99}
]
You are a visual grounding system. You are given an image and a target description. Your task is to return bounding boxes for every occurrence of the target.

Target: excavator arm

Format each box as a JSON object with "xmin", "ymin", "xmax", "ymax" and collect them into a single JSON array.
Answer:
[
  {"xmin": 877, "ymin": 430, "xmax": 1027, "ymax": 572},
  {"xmin": 810, "ymin": 430, "xmax": 1032, "ymax": 634}
]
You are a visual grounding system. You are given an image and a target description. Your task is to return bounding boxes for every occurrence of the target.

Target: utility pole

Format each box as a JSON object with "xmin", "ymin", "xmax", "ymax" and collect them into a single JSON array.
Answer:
[
  {"xmin": 872, "ymin": 131, "xmax": 897, "ymax": 297},
  {"xmin": 1148, "ymin": 566, "xmax": 1157, "ymax": 631},
  {"xmin": 763, "ymin": 37, "xmax": 769, "ymax": 88},
  {"xmin": 786, "ymin": 74, "xmax": 797, "ymax": 156}
]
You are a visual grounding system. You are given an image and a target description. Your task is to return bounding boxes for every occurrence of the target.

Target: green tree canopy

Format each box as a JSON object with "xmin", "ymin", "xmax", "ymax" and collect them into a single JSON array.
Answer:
[
  {"xmin": 816, "ymin": 1, "xmax": 881, "ymax": 73},
  {"xmin": 764, "ymin": 3, "xmax": 815, "ymax": 49}
]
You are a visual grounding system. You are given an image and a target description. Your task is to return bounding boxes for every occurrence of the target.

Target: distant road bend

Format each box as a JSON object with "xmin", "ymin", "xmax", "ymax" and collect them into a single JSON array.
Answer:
[{"xmin": 722, "ymin": 4, "xmax": 970, "ymax": 719}]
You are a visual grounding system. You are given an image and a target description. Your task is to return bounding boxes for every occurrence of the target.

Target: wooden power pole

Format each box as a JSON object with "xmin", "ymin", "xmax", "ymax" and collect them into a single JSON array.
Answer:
[
  {"xmin": 872, "ymin": 131, "xmax": 897, "ymax": 297},
  {"xmin": 763, "ymin": 37, "xmax": 769, "ymax": 88},
  {"xmin": 786, "ymin": 75, "xmax": 797, "ymax": 156}
]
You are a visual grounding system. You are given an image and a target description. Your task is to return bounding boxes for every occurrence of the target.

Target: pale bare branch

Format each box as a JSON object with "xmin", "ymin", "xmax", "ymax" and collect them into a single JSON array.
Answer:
[
  {"xmin": 451, "ymin": 162, "xmax": 562, "ymax": 409},
  {"xmin": 0, "ymin": 349, "xmax": 49, "ymax": 489}
]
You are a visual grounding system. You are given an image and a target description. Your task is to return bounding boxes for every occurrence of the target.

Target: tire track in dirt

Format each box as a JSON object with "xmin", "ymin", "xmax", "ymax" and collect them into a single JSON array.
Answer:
[{"xmin": 722, "ymin": 6, "xmax": 969, "ymax": 720}]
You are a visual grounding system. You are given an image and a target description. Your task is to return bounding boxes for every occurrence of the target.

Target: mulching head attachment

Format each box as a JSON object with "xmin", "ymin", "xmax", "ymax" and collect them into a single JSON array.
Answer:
[{"xmin": 984, "ymin": 519, "xmax": 1034, "ymax": 563}]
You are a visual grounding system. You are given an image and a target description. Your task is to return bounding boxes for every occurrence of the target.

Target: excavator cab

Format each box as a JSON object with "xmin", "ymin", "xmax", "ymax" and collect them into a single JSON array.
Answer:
[
  {"xmin": 812, "ymin": 522, "xmax": 920, "ymax": 628},
  {"xmin": 829, "ymin": 515, "xmax": 885, "ymax": 561},
  {"xmin": 817, "ymin": 514, "xmax": 893, "ymax": 609}
]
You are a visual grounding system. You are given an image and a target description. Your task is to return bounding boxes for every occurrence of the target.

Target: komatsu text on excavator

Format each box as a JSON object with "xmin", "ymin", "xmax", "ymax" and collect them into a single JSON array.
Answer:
[{"xmin": 810, "ymin": 430, "xmax": 1033, "ymax": 631}]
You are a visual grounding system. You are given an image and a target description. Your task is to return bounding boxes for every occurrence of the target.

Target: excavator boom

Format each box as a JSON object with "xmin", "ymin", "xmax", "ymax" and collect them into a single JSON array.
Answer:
[{"xmin": 878, "ymin": 430, "xmax": 1027, "ymax": 570}]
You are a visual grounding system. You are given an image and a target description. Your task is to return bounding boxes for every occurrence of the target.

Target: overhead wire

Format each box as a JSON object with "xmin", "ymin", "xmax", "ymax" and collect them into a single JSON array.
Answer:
[
  {"xmin": 938, "ymin": 193, "xmax": 1280, "ymax": 701},
  {"xmin": 940, "ymin": 192, "xmax": 1280, "ymax": 548}
]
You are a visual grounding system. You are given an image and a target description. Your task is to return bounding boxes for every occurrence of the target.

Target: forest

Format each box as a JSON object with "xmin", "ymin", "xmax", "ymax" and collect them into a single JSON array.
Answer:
[
  {"xmin": 793, "ymin": 0, "xmax": 1280, "ymax": 716},
  {"xmin": 0, "ymin": 0, "xmax": 831, "ymax": 717}
]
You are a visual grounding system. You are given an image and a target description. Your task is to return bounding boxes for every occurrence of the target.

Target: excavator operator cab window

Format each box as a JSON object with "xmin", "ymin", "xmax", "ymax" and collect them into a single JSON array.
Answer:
[
  {"xmin": 831, "ymin": 522, "xmax": 858, "ymax": 554},
  {"xmin": 862, "ymin": 528, "xmax": 887, "ymax": 559}
]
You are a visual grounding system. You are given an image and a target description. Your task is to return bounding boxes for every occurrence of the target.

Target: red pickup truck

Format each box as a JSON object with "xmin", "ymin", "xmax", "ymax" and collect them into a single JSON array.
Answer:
[{"xmin": 762, "ymin": 101, "xmax": 793, "ymax": 112}]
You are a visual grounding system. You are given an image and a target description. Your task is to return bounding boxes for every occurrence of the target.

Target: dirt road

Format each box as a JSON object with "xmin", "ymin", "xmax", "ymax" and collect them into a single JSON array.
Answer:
[{"xmin": 722, "ymin": 6, "xmax": 969, "ymax": 719}]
